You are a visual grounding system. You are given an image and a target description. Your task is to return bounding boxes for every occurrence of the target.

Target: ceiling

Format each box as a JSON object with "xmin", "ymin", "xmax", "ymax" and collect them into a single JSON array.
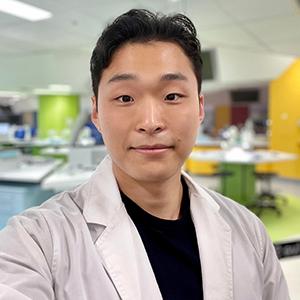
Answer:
[{"xmin": 0, "ymin": 0, "xmax": 300, "ymax": 57}]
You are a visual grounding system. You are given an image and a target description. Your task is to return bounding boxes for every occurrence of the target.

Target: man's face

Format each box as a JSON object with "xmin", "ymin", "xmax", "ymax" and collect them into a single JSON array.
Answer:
[{"xmin": 92, "ymin": 41, "xmax": 204, "ymax": 183}]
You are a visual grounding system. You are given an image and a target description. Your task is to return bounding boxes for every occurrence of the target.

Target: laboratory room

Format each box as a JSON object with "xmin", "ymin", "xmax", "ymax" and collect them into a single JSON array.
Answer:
[{"xmin": 0, "ymin": 0, "xmax": 299, "ymax": 299}]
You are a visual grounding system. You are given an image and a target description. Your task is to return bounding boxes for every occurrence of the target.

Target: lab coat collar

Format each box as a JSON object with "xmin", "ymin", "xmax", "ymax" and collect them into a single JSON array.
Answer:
[
  {"xmin": 82, "ymin": 155, "xmax": 123, "ymax": 226},
  {"xmin": 83, "ymin": 155, "xmax": 162, "ymax": 299},
  {"xmin": 94, "ymin": 201, "xmax": 162, "ymax": 300},
  {"xmin": 183, "ymin": 172, "xmax": 233, "ymax": 300},
  {"xmin": 82, "ymin": 155, "xmax": 233, "ymax": 299},
  {"xmin": 83, "ymin": 156, "xmax": 221, "ymax": 226}
]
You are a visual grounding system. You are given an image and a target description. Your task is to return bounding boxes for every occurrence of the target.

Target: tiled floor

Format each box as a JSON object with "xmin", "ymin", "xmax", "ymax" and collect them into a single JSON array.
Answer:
[{"xmin": 191, "ymin": 174, "xmax": 300, "ymax": 299}]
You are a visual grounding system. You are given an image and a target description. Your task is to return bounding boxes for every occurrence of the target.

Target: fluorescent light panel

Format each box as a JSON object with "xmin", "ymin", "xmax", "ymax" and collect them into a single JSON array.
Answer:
[{"xmin": 0, "ymin": 0, "xmax": 52, "ymax": 21}]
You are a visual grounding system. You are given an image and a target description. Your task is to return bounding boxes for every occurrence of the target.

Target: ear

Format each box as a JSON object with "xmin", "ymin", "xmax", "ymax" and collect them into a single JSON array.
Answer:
[
  {"xmin": 198, "ymin": 94, "xmax": 205, "ymax": 123},
  {"xmin": 91, "ymin": 96, "xmax": 102, "ymax": 133}
]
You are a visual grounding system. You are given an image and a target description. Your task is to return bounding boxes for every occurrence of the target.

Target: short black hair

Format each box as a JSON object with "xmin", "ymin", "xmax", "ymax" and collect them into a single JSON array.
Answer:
[{"xmin": 90, "ymin": 9, "xmax": 203, "ymax": 100}]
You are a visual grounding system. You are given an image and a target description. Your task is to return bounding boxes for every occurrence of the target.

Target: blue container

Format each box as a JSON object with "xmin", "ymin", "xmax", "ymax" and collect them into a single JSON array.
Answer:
[{"xmin": 14, "ymin": 128, "xmax": 25, "ymax": 140}]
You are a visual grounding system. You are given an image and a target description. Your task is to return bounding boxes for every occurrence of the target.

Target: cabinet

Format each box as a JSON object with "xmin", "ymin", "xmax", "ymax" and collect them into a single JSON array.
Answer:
[
  {"xmin": 269, "ymin": 59, "xmax": 300, "ymax": 179},
  {"xmin": 0, "ymin": 184, "xmax": 54, "ymax": 229}
]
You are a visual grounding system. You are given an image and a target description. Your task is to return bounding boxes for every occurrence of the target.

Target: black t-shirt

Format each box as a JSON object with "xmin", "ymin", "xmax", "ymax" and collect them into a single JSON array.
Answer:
[{"xmin": 120, "ymin": 179, "xmax": 203, "ymax": 300}]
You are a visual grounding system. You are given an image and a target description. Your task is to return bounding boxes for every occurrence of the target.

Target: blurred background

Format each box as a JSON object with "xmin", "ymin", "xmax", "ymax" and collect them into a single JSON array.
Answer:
[{"xmin": 0, "ymin": 0, "xmax": 299, "ymax": 298}]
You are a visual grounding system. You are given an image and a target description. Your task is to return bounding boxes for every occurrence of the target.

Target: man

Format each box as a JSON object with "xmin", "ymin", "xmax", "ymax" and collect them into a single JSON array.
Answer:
[{"xmin": 0, "ymin": 9, "xmax": 289, "ymax": 300}]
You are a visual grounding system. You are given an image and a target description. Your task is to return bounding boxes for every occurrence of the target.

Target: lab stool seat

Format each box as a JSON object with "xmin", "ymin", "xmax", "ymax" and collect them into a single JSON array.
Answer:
[{"xmin": 251, "ymin": 172, "xmax": 287, "ymax": 217}]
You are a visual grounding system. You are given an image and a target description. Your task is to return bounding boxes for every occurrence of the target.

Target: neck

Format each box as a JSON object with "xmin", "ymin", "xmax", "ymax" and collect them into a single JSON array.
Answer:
[{"xmin": 113, "ymin": 166, "xmax": 183, "ymax": 220}]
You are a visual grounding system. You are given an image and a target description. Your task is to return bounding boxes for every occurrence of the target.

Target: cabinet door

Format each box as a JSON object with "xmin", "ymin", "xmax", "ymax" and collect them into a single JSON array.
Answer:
[{"xmin": 269, "ymin": 61, "xmax": 300, "ymax": 179}]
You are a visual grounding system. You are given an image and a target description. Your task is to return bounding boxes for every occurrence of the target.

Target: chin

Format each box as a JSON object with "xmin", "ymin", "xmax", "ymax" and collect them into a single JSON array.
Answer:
[
  {"xmin": 112, "ymin": 155, "xmax": 184, "ymax": 183},
  {"xmin": 131, "ymin": 165, "xmax": 181, "ymax": 183}
]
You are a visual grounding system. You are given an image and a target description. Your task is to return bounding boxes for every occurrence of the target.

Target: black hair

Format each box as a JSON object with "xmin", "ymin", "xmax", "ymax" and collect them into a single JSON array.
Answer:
[{"xmin": 90, "ymin": 9, "xmax": 203, "ymax": 101}]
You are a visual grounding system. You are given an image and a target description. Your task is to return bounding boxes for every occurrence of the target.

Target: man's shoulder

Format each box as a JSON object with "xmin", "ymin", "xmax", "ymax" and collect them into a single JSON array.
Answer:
[
  {"xmin": 201, "ymin": 186, "xmax": 262, "ymax": 228},
  {"xmin": 184, "ymin": 172, "xmax": 268, "ymax": 253},
  {"xmin": 0, "ymin": 184, "xmax": 95, "ymax": 261},
  {"xmin": 200, "ymin": 186, "xmax": 268, "ymax": 252},
  {"xmin": 2, "ymin": 185, "xmax": 88, "ymax": 243},
  {"xmin": 183, "ymin": 172, "xmax": 260, "ymax": 226},
  {"xmin": 204, "ymin": 187, "xmax": 253, "ymax": 215},
  {"xmin": 1, "ymin": 157, "xmax": 121, "ymax": 245}
]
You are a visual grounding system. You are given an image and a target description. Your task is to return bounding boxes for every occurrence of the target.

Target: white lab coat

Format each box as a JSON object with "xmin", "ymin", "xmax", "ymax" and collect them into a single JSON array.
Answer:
[{"xmin": 0, "ymin": 156, "xmax": 289, "ymax": 300}]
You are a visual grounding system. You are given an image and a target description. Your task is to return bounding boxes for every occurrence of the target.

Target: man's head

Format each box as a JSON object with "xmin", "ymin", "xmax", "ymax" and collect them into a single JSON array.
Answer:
[
  {"xmin": 90, "ymin": 9, "xmax": 203, "ymax": 105},
  {"xmin": 90, "ymin": 9, "xmax": 204, "ymax": 185}
]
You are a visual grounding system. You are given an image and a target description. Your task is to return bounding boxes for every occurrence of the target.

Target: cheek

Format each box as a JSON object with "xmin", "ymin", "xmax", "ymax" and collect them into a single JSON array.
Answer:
[
  {"xmin": 176, "ymin": 106, "xmax": 200, "ymax": 135},
  {"xmin": 98, "ymin": 110, "xmax": 114, "ymax": 141},
  {"xmin": 173, "ymin": 109, "xmax": 199, "ymax": 153},
  {"xmin": 99, "ymin": 111, "xmax": 128, "ymax": 147}
]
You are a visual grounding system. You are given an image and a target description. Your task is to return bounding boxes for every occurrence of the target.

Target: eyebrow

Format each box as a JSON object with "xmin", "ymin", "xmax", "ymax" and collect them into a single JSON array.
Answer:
[
  {"xmin": 160, "ymin": 72, "xmax": 188, "ymax": 81},
  {"xmin": 107, "ymin": 72, "xmax": 188, "ymax": 84},
  {"xmin": 107, "ymin": 73, "xmax": 137, "ymax": 84}
]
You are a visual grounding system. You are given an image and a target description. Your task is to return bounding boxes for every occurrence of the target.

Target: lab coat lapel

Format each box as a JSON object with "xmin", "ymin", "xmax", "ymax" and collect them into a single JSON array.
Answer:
[
  {"xmin": 189, "ymin": 182, "xmax": 233, "ymax": 300},
  {"xmin": 85, "ymin": 157, "xmax": 233, "ymax": 299},
  {"xmin": 84, "ymin": 156, "xmax": 161, "ymax": 300},
  {"xmin": 95, "ymin": 206, "xmax": 162, "ymax": 300}
]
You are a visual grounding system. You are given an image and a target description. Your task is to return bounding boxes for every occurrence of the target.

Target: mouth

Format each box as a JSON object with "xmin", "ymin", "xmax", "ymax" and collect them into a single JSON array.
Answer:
[{"xmin": 130, "ymin": 144, "xmax": 174, "ymax": 154}]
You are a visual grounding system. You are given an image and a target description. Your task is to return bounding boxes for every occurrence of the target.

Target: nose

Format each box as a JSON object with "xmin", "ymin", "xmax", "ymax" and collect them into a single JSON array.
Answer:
[{"xmin": 136, "ymin": 99, "xmax": 166, "ymax": 134}]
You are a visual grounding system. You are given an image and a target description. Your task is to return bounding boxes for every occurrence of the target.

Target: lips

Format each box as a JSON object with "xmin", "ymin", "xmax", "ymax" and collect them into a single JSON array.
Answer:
[
  {"xmin": 130, "ymin": 144, "xmax": 173, "ymax": 154},
  {"xmin": 132, "ymin": 144, "xmax": 172, "ymax": 150}
]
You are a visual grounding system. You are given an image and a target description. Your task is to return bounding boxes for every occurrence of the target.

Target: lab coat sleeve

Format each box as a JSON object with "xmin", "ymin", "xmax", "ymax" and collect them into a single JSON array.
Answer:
[
  {"xmin": 0, "ymin": 284, "xmax": 32, "ymax": 299},
  {"xmin": 0, "ymin": 212, "xmax": 55, "ymax": 300},
  {"xmin": 257, "ymin": 220, "xmax": 291, "ymax": 300}
]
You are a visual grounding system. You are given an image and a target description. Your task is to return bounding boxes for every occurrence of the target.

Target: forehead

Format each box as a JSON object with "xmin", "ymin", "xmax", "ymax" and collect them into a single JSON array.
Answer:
[{"xmin": 100, "ymin": 41, "xmax": 195, "ymax": 83}]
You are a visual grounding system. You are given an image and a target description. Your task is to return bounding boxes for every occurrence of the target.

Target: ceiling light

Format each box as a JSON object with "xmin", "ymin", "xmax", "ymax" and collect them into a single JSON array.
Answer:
[
  {"xmin": 48, "ymin": 84, "xmax": 72, "ymax": 93},
  {"xmin": 0, "ymin": 0, "xmax": 52, "ymax": 22},
  {"xmin": 0, "ymin": 90, "xmax": 24, "ymax": 97},
  {"xmin": 33, "ymin": 84, "xmax": 73, "ymax": 95}
]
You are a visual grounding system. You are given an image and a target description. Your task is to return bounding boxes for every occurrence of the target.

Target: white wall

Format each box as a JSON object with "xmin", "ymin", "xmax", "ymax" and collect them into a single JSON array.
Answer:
[
  {"xmin": 0, "ymin": 49, "xmax": 91, "ymax": 95},
  {"xmin": 218, "ymin": 47, "xmax": 294, "ymax": 83}
]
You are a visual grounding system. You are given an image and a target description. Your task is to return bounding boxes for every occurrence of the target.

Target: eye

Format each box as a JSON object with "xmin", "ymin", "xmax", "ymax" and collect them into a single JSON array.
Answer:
[
  {"xmin": 164, "ymin": 93, "xmax": 182, "ymax": 101},
  {"xmin": 115, "ymin": 95, "xmax": 134, "ymax": 103}
]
